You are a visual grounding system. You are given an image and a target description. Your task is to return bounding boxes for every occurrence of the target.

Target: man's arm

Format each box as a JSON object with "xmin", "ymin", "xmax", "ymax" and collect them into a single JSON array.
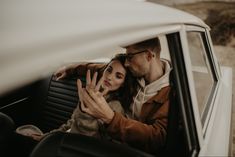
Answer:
[
  {"xmin": 106, "ymin": 104, "xmax": 168, "ymax": 153},
  {"xmin": 54, "ymin": 63, "xmax": 81, "ymax": 80},
  {"xmin": 54, "ymin": 63, "xmax": 105, "ymax": 80}
]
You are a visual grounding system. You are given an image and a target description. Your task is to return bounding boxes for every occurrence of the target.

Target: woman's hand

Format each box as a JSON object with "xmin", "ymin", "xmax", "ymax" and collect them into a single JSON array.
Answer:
[{"xmin": 77, "ymin": 70, "xmax": 114, "ymax": 124}]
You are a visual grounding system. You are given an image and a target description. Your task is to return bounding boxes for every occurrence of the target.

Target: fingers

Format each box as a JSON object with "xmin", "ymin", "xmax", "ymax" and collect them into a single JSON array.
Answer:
[
  {"xmin": 30, "ymin": 134, "xmax": 43, "ymax": 141},
  {"xmin": 54, "ymin": 66, "xmax": 67, "ymax": 80},
  {"xmin": 101, "ymin": 87, "xmax": 109, "ymax": 96},
  {"xmin": 86, "ymin": 70, "xmax": 91, "ymax": 86},
  {"xmin": 54, "ymin": 72, "xmax": 61, "ymax": 80},
  {"xmin": 95, "ymin": 77, "xmax": 103, "ymax": 91},
  {"xmin": 31, "ymin": 133, "xmax": 42, "ymax": 136},
  {"xmin": 77, "ymin": 79, "xmax": 84, "ymax": 104},
  {"xmin": 84, "ymin": 70, "xmax": 106, "ymax": 97},
  {"xmin": 86, "ymin": 70, "xmax": 100, "ymax": 90},
  {"xmin": 80, "ymin": 88, "xmax": 98, "ymax": 115},
  {"xmin": 91, "ymin": 72, "xmax": 98, "ymax": 87},
  {"xmin": 77, "ymin": 79, "xmax": 94, "ymax": 114},
  {"xmin": 77, "ymin": 79, "xmax": 82, "ymax": 89},
  {"xmin": 55, "ymin": 73, "xmax": 65, "ymax": 81},
  {"xmin": 77, "ymin": 82, "xmax": 113, "ymax": 123},
  {"xmin": 82, "ymin": 88, "xmax": 96, "ymax": 107}
]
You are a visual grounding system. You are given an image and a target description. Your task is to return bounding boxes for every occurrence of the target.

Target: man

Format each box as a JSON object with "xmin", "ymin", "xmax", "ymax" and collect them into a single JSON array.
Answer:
[{"xmin": 76, "ymin": 37, "xmax": 173, "ymax": 155}]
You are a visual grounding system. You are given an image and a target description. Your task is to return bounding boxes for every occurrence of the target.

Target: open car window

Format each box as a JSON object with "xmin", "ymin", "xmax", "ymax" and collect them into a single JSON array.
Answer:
[{"xmin": 186, "ymin": 31, "xmax": 218, "ymax": 129}]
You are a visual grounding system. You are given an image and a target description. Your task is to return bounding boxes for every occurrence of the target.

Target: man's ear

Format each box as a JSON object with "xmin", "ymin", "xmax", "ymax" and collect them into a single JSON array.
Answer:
[{"xmin": 146, "ymin": 50, "xmax": 154, "ymax": 61}]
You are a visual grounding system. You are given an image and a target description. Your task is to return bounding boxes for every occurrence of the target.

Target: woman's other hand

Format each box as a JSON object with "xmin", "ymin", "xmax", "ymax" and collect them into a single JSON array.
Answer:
[{"xmin": 30, "ymin": 133, "xmax": 44, "ymax": 141}]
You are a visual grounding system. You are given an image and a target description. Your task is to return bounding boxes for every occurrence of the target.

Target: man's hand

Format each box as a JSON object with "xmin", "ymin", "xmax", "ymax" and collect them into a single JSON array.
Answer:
[
  {"xmin": 54, "ymin": 66, "xmax": 68, "ymax": 80},
  {"xmin": 77, "ymin": 70, "xmax": 114, "ymax": 124}
]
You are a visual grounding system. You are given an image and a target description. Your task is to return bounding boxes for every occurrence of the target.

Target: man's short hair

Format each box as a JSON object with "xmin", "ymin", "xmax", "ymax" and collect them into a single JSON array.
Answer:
[{"xmin": 131, "ymin": 37, "xmax": 161, "ymax": 54}]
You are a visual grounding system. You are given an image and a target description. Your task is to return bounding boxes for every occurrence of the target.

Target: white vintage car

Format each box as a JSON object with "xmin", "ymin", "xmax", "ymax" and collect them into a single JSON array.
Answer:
[{"xmin": 0, "ymin": 0, "xmax": 233, "ymax": 157}]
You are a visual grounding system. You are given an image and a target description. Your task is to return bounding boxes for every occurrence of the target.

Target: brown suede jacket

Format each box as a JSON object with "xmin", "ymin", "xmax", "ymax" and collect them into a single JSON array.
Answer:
[{"xmin": 107, "ymin": 86, "xmax": 170, "ymax": 154}]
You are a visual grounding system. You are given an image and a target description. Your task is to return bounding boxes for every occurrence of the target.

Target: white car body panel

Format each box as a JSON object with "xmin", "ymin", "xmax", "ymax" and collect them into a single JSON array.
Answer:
[
  {"xmin": 1, "ymin": 0, "xmax": 206, "ymax": 95},
  {"xmin": 199, "ymin": 67, "xmax": 233, "ymax": 156}
]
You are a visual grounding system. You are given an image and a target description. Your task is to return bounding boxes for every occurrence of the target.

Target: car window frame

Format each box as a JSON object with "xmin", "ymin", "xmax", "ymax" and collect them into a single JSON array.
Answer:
[{"xmin": 180, "ymin": 25, "xmax": 220, "ymax": 143}]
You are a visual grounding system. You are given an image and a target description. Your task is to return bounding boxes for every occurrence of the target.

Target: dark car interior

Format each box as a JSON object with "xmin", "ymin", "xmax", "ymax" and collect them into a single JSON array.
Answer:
[{"xmin": 0, "ymin": 69, "xmax": 188, "ymax": 157}]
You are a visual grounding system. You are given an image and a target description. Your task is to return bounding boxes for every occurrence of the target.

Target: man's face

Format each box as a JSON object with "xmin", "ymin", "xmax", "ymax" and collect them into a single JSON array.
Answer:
[{"xmin": 124, "ymin": 46, "xmax": 149, "ymax": 78}]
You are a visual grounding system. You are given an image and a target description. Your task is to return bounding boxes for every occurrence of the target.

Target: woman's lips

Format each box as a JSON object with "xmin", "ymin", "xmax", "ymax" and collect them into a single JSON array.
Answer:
[{"xmin": 104, "ymin": 80, "xmax": 111, "ymax": 87}]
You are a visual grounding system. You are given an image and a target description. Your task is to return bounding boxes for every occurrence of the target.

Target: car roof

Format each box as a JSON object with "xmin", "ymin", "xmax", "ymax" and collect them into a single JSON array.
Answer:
[{"xmin": 0, "ymin": 0, "xmax": 208, "ymax": 95}]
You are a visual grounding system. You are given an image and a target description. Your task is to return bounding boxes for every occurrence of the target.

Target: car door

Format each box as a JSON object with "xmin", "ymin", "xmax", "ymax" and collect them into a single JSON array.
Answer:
[{"xmin": 168, "ymin": 25, "xmax": 232, "ymax": 156}]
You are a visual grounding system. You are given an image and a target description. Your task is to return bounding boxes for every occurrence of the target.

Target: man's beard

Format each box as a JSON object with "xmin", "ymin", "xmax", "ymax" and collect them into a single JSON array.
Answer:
[{"xmin": 129, "ymin": 68, "xmax": 143, "ymax": 78}]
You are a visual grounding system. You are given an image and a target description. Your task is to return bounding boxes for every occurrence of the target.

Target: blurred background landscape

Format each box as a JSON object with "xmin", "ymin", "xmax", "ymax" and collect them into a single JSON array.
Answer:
[{"xmin": 149, "ymin": 0, "xmax": 235, "ymax": 155}]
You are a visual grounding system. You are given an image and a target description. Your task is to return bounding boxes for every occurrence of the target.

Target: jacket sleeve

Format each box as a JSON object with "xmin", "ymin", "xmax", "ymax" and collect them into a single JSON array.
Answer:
[{"xmin": 106, "ymin": 100, "xmax": 169, "ymax": 153}]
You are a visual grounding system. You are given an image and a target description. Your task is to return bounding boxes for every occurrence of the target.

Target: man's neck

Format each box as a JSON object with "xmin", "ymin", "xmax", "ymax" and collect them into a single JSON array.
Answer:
[{"xmin": 144, "ymin": 59, "xmax": 164, "ymax": 84}]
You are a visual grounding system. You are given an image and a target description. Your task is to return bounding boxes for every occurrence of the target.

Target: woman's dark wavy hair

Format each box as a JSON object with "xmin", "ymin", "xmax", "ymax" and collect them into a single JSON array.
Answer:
[{"xmin": 98, "ymin": 53, "xmax": 138, "ymax": 111}]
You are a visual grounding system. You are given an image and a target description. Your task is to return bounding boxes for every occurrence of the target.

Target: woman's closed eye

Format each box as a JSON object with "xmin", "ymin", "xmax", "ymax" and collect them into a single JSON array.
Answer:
[{"xmin": 116, "ymin": 73, "xmax": 124, "ymax": 79}]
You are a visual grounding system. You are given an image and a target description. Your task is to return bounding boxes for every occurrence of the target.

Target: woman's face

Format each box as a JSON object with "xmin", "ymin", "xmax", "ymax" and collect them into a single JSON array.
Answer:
[{"xmin": 101, "ymin": 60, "xmax": 126, "ymax": 92}]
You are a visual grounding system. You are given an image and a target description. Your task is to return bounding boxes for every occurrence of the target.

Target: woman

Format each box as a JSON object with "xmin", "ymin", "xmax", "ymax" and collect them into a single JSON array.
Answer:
[{"xmin": 30, "ymin": 53, "xmax": 137, "ymax": 140}]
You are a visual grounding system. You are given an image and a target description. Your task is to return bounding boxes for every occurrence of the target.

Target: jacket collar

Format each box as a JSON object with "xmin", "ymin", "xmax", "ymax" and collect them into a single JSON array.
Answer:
[{"xmin": 146, "ymin": 86, "xmax": 171, "ymax": 104}]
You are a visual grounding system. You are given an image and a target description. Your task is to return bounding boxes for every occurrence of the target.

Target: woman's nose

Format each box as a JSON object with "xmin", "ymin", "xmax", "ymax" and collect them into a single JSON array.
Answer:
[{"xmin": 107, "ymin": 73, "xmax": 113, "ymax": 80}]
